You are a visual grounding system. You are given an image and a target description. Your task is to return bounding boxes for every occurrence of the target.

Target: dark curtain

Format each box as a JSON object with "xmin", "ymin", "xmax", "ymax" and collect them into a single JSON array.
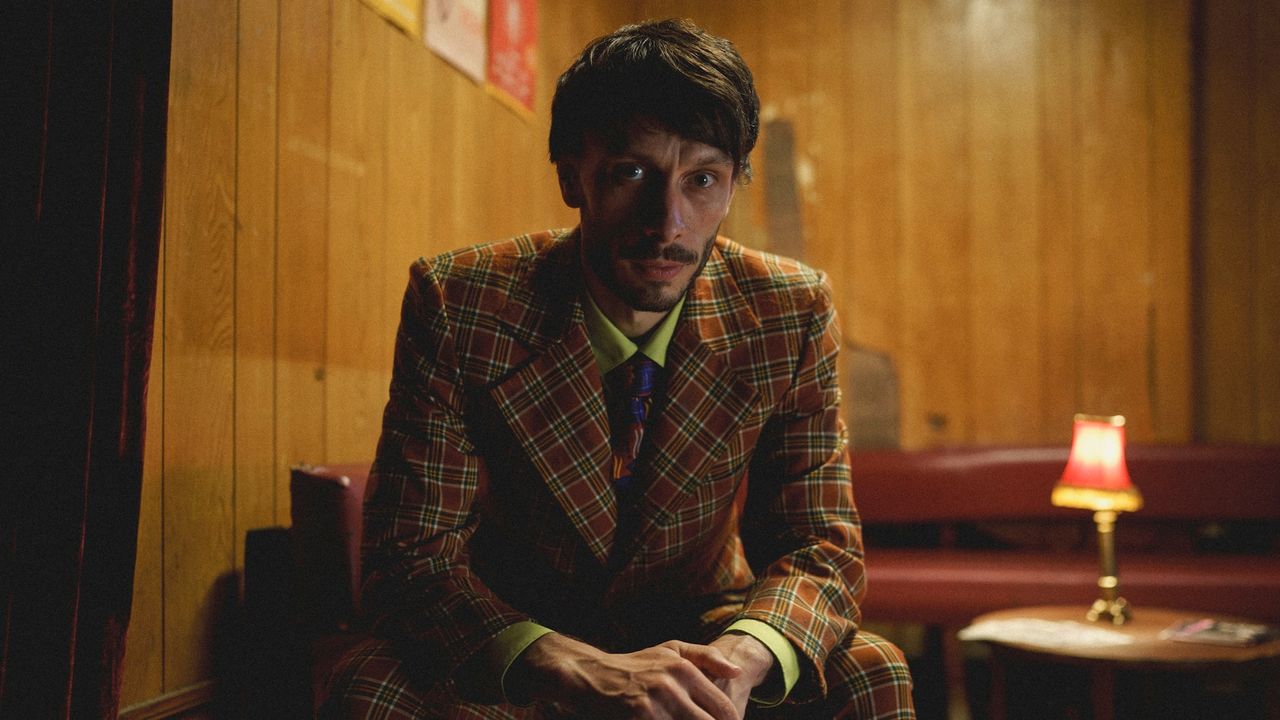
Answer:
[{"xmin": 1, "ymin": 1, "xmax": 172, "ymax": 717}]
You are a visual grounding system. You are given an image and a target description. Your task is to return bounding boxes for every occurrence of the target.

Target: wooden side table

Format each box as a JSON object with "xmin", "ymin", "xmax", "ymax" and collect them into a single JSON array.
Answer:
[{"xmin": 961, "ymin": 605, "xmax": 1280, "ymax": 720}]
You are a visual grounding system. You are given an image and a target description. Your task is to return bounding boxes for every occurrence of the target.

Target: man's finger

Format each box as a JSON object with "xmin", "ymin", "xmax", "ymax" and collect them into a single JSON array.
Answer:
[
  {"xmin": 667, "ymin": 640, "xmax": 743, "ymax": 679},
  {"xmin": 669, "ymin": 660, "xmax": 741, "ymax": 720}
]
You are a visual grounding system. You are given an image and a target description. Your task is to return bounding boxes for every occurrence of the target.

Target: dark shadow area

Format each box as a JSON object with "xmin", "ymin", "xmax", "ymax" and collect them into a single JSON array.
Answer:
[{"xmin": 211, "ymin": 528, "xmax": 312, "ymax": 718}]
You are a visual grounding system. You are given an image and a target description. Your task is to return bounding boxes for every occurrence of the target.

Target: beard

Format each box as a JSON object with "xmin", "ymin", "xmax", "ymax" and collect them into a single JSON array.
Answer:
[{"xmin": 583, "ymin": 231, "xmax": 717, "ymax": 313}]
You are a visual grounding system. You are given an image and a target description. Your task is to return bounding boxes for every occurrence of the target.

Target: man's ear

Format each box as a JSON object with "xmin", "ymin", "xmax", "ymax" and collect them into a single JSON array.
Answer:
[{"xmin": 557, "ymin": 163, "xmax": 583, "ymax": 208}]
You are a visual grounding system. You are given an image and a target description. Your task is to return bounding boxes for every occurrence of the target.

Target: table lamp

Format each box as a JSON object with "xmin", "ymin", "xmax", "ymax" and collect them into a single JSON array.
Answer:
[{"xmin": 1051, "ymin": 414, "xmax": 1143, "ymax": 624}]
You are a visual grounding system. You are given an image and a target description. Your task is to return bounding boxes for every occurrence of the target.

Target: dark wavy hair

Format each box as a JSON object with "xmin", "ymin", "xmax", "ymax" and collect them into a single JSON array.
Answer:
[{"xmin": 549, "ymin": 18, "xmax": 761, "ymax": 182}]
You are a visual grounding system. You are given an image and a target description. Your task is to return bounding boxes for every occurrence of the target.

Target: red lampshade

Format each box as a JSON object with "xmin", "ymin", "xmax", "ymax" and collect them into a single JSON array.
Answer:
[{"xmin": 1051, "ymin": 414, "xmax": 1143, "ymax": 512}]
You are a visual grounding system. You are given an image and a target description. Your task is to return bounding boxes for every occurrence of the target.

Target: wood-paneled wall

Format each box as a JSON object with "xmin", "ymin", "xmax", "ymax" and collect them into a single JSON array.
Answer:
[
  {"xmin": 121, "ymin": 0, "xmax": 631, "ymax": 709},
  {"xmin": 122, "ymin": 0, "xmax": 1278, "ymax": 712},
  {"xmin": 1197, "ymin": 0, "xmax": 1280, "ymax": 444},
  {"xmin": 645, "ymin": 0, "xmax": 1198, "ymax": 448}
]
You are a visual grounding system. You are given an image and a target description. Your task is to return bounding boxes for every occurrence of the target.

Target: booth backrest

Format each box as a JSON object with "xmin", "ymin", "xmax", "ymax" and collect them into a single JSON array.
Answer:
[
  {"xmin": 290, "ymin": 463, "xmax": 370, "ymax": 634},
  {"xmin": 285, "ymin": 446, "xmax": 1280, "ymax": 632},
  {"xmin": 852, "ymin": 444, "xmax": 1280, "ymax": 524}
]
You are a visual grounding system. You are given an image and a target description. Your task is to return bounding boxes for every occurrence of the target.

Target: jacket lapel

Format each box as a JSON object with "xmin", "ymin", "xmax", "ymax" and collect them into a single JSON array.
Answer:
[{"xmin": 486, "ymin": 237, "xmax": 617, "ymax": 565}]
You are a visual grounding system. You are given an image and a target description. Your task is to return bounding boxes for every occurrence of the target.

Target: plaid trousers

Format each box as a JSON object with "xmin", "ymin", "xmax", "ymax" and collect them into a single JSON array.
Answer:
[{"xmin": 320, "ymin": 628, "xmax": 915, "ymax": 719}]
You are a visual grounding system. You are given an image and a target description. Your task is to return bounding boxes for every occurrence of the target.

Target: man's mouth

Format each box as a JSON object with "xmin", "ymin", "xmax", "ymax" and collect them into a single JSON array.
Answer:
[
  {"xmin": 630, "ymin": 259, "xmax": 686, "ymax": 281},
  {"xmin": 620, "ymin": 241, "xmax": 700, "ymax": 265}
]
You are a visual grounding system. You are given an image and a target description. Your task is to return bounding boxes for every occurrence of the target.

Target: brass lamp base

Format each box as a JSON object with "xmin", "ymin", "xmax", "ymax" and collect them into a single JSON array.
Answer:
[
  {"xmin": 1087, "ymin": 595, "xmax": 1133, "ymax": 625},
  {"xmin": 1085, "ymin": 510, "xmax": 1133, "ymax": 625}
]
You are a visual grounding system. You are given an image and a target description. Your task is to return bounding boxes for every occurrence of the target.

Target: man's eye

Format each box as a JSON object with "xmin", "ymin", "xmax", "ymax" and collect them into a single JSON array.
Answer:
[
  {"xmin": 689, "ymin": 172, "xmax": 716, "ymax": 188},
  {"xmin": 614, "ymin": 164, "xmax": 645, "ymax": 181}
]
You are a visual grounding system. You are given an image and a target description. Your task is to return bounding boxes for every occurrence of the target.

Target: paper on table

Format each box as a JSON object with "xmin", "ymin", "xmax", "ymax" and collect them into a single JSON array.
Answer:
[{"xmin": 958, "ymin": 619, "xmax": 1136, "ymax": 648}]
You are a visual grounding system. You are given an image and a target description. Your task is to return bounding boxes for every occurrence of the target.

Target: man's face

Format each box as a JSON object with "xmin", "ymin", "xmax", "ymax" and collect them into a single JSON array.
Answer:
[{"xmin": 559, "ymin": 121, "xmax": 737, "ymax": 320}]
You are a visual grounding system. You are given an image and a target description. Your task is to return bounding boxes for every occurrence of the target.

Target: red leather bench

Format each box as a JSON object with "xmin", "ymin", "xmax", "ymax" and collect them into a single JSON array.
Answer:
[
  {"xmin": 852, "ymin": 444, "xmax": 1280, "ymax": 626},
  {"xmin": 266, "ymin": 446, "xmax": 1279, "ymax": 712},
  {"xmin": 241, "ymin": 464, "xmax": 372, "ymax": 715}
]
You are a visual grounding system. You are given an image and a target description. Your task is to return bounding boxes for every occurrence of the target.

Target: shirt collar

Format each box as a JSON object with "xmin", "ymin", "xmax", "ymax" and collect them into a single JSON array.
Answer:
[{"xmin": 583, "ymin": 290, "xmax": 685, "ymax": 374}]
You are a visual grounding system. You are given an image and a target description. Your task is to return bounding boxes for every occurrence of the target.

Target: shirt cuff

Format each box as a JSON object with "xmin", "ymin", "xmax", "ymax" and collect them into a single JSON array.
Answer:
[
  {"xmin": 723, "ymin": 618, "xmax": 800, "ymax": 706},
  {"xmin": 483, "ymin": 621, "xmax": 555, "ymax": 705}
]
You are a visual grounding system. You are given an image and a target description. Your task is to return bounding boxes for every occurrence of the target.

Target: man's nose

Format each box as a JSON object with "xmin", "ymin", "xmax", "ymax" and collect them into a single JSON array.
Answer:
[{"xmin": 641, "ymin": 183, "xmax": 687, "ymax": 242}]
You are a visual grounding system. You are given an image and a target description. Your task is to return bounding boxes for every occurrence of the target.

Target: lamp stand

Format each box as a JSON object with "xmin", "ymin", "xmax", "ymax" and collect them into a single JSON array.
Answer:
[{"xmin": 1086, "ymin": 510, "xmax": 1132, "ymax": 624}]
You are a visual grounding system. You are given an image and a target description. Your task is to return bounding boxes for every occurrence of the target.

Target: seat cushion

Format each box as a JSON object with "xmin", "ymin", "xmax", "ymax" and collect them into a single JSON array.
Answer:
[{"xmin": 862, "ymin": 548, "xmax": 1280, "ymax": 626}]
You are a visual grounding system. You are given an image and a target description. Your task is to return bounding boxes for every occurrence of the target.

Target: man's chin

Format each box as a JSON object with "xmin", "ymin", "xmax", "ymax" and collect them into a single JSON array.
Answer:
[{"xmin": 620, "ymin": 287, "xmax": 682, "ymax": 314}]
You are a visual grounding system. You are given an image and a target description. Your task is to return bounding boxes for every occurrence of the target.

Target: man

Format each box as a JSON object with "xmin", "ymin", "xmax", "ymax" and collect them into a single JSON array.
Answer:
[{"xmin": 329, "ymin": 18, "xmax": 914, "ymax": 719}]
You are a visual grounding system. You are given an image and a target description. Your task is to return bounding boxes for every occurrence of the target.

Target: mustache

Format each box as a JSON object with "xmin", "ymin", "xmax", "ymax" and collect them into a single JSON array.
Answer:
[{"xmin": 619, "ymin": 242, "xmax": 700, "ymax": 264}]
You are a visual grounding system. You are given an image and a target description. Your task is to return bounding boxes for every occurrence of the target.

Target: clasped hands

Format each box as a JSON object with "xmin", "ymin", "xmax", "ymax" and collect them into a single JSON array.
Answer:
[{"xmin": 512, "ymin": 631, "xmax": 775, "ymax": 719}]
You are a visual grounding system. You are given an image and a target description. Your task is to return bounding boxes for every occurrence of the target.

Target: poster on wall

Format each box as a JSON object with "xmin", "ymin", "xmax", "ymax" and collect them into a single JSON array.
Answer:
[
  {"xmin": 425, "ymin": 0, "xmax": 488, "ymax": 83},
  {"xmin": 363, "ymin": 0, "xmax": 422, "ymax": 37},
  {"xmin": 486, "ymin": 0, "xmax": 538, "ymax": 116}
]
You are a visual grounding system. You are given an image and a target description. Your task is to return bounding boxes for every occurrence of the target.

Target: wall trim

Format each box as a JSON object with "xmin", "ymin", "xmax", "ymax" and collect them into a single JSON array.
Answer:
[{"xmin": 118, "ymin": 681, "xmax": 215, "ymax": 720}]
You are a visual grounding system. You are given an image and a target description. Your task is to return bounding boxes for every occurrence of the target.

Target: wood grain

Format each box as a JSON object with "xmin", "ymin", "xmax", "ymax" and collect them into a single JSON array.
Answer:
[
  {"xmin": 161, "ymin": 0, "xmax": 238, "ymax": 688},
  {"xmin": 276, "ymin": 0, "xmax": 330, "ymax": 505},
  {"xmin": 1148, "ymin": 0, "xmax": 1192, "ymax": 442},
  {"xmin": 385, "ymin": 27, "xmax": 433, "ymax": 371},
  {"xmin": 1197, "ymin": 0, "xmax": 1280, "ymax": 444},
  {"xmin": 1197, "ymin": 0, "xmax": 1254, "ymax": 442},
  {"xmin": 1075, "ymin": 0, "xmax": 1154, "ymax": 437},
  {"xmin": 235, "ymin": 0, "xmax": 280, "ymax": 570},
  {"xmin": 1255, "ymin": 0, "xmax": 1280, "ymax": 442},
  {"xmin": 966, "ymin": 0, "xmax": 1041, "ymax": 443},
  {"xmin": 326, "ymin": 1, "xmax": 388, "ymax": 462},
  {"xmin": 1035, "ymin": 0, "xmax": 1081, "ymax": 442},
  {"xmin": 845, "ymin": 1, "xmax": 901, "ymax": 358},
  {"xmin": 896, "ymin": 0, "xmax": 971, "ymax": 447}
]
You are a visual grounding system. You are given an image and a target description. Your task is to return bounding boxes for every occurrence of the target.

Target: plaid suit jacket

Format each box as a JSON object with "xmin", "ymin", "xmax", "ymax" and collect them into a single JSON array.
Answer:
[{"xmin": 361, "ymin": 229, "xmax": 864, "ymax": 705}]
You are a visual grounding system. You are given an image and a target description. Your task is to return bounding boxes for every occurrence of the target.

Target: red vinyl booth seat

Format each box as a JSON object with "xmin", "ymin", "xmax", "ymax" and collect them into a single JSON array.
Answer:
[
  {"xmin": 852, "ymin": 444, "xmax": 1280, "ymax": 626},
  {"xmin": 263, "ymin": 446, "xmax": 1280, "ymax": 712}
]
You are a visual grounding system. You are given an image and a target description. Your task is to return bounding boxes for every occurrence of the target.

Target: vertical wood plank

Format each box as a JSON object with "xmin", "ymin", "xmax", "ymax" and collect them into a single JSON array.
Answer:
[
  {"xmin": 423, "ymin": 49, "xmax": 459, "ymax": 258},
  {"xmin": 277, "ymin": 0, "xmax": 330, "ymax": 507},
  {"xmin": 798, "ymin": 1, "xmax": 851, "ymax": 311},
  {"xmin": 121, "ymin": 224, "xmax": 166, "ymax": 707},
  {"xmin": 896, "ymin": 0, "xmax": 971, "ymax": 447},
  {"xmin": 966, "ymin": 0, "xmax": 1041, "ymax": 442},
  {"xmin": 1036, "ymin": 0, "xmax": 1081, "ymax": 442},
  {"xmin": 1075, "ymin": 0, "xmax": 1154, "ymax": 437},
  {"xmin": 1148, "ymin": 0, "xmax": 1192, "ymax": 442},
  {"xmin": 385, "ymin": 28, "xmax": 432, "ymax": 366},
  {"xmin": 326, "ymin": 0, "xmax": 388, "ymax": 462},
  {"xmin": 846, "ymin": 0, "xmax": 901, "ymax": 357},
  {"xmin": 162, "ymin": 0, "xmax": 238, "ymax": 689},
  {"xmin": 842, "ymin": 0, "xmax": 902, "ymax": 445},
  {"xmin": 1196, "ymin": 0, "xmax": 1255, "ymax": 441},
  {"xmin": 236, "ymin": 0, "xmax": 281, "ymax": 567},
  {"xmin": 760, "ymin": 0, "xmax": 816, "ymax": 263},
  {"xmin": 1255, "ymin": 0, "xmax": 1280, "ymax": 443},
  {"xmin": 451, "ymin": 70, "xmax": 483, "ymax": 237}
]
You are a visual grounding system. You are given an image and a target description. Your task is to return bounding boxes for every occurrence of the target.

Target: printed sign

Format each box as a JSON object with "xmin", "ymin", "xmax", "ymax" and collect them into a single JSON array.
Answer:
[
  {"xmin": 425, "ymin": 0, "xmax": 488, "ymax": 83},
  {"xmin": 486, "ymin": 0, "xmax": 538, "ymax": 114}
]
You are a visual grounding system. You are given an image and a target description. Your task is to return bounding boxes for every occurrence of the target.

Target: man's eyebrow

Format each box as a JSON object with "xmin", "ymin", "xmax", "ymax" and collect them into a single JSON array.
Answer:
[
  {"xmin": 605, "ymin": 147, "xmax": 734, "ymax": 168},
  {"xmin": 688, "ymin": 148, "xmax": 734, "ymax": 167}
]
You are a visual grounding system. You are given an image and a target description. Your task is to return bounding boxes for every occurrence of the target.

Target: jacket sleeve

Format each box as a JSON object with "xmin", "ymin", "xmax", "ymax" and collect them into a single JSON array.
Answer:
[
  {"xmin": 735, "ymin": 275, "xmax": 864, "ymax": 704},
  {"xmin": 360, "ymin": 259, "xmax": 528, "ymax": 699}
]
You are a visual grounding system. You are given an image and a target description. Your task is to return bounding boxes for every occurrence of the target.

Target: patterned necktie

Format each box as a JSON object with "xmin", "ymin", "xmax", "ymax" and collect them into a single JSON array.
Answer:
[{"xmin": 609, "ymin": 353, "xmax": 659, "ymax": 498}]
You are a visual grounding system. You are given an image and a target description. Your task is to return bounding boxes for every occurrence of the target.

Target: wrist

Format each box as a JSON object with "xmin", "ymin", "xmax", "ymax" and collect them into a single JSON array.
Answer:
[
  {"xmin": 713, "ymin": 632, "xmax": 774, "ymax": 687},
  {"xmin": 507, "ymin": 632, "xmax": 595, "ymax": 703}
]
